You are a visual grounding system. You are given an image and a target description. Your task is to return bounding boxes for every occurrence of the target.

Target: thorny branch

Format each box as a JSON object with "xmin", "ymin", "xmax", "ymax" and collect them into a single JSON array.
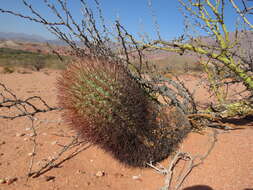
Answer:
[
  {"xmin": 27, "ymin": 116, "xmax": 38, "ymax": 180},
  {"xmin": 230, "ymin": 0, "xmax": 253, "ymax": 29},
  {"xmin": 0, "ymin": 82, "xmax": 93, "ymax": 180},
  {"xmin": 28, "ymin": 136, "xmax": 91, "ymax": 178},
  {"xmin": 0, "ymin": 82, "xmax": 68, "ymax": 179},
  {"xmin": 0, "ymin": 82, "xmax": 61, "ymax": 119}
]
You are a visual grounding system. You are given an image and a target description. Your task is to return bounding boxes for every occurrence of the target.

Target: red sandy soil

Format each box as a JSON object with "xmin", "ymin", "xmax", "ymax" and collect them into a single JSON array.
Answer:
[{"xmin": 0, "ymin": 69, "xmax": 252, "ymax": 190}]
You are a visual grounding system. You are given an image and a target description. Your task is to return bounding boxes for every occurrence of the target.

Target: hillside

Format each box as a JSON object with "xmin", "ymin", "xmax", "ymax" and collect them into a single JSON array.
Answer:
[{"xmin": 0, "ymin": 31, "xmax": 252, "ymax": 73}]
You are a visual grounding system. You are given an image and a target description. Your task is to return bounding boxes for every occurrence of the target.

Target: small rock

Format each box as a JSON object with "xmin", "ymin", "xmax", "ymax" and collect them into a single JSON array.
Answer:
[
  {"xmin": 26, "ymin": 90, "xmax": 35, "ymax": 93},
  {"xmin": 44, "ymin": 176, "xmax": 55, "ymax": 182},
  {"xmin": 23, "ymin": 138, "xmax": 28, "ymax": 141},
  {"xmin": 76, "ymin": 170, "xmax": 86, "ymax": 174},
  {"xmin": 0, "ymin": 153, "xmax": 4, "ymax": 156},
  {"xmin": 0, "ymin": 141, "xmax": 5, "ymax": 145},
  {"xmin": 0, "ymin": 178, "xmax": 6, "ymax": 184},
  {"xmin": 25, "ymin": 128, "xmax": 31, "ymax": 131},
  {"xmin": 29, "ymin": 133, "xmax": 36, "ymax": 137},
  {"xmin": 95, "ymin": 171, "xmax": 105, "ymax": 177},
  {"xmin": 6, "ymin": 177, "xmax": 18, "ymax": 185},
  {"xmin": 114, "ymin": 173, "xmax": 124, "ymax": 178},
  {"xmin": 51, "ymin": 141, "xmax": 58, "ymax": 145},
  {"xmin": 132, "ymin": 175, "xmax": 141, "ymax": 181},
  {"xmin": 28, "ymin": 152, "xmax": 36, "ymax": 156},
  {"xmin": 16, "ymin": 133, "xmax": 25, "ymax": 137}
]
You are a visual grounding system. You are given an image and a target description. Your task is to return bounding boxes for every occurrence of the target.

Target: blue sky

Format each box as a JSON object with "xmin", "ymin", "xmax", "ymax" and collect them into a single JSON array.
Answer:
[{"xmin": 0, "ymin": 0, "xmax": 245, "ymax": 40}]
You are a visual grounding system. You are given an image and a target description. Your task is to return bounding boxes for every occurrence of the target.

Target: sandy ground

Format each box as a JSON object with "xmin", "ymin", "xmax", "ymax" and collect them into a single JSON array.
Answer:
[{"xmin": 0, "ymin": 69, "xmax": 252, "ymax": 190}]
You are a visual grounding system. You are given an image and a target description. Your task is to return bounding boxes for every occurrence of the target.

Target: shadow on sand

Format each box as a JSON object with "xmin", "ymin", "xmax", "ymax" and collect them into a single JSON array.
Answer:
[
  {"xmin": 221, "ymin": 115, "xmax": 253, "ymax": 126},
  {"xmin": 182, "ymin": 185, "xmax": 253, "ymax": 190},
  {"xmin": 183, "ymin": 185, "xmax": 213, "ymax": 190}
]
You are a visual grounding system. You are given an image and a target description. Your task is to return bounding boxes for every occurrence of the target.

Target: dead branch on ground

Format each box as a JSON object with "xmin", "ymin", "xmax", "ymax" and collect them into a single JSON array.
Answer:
[
  {"xmin": 148, "ymin": 129, "xmax": 218, "ymax": 190},
  {"xmin": 0, "ymin": 82, "xmax": 90, "ymax": 179},
  {"xmin": 28, "ymin": 136, "xmax": 90, "ymax": 178},
  {"xmin": 0, "ymin": 82, "xmax": 61, "ymax": 119}
]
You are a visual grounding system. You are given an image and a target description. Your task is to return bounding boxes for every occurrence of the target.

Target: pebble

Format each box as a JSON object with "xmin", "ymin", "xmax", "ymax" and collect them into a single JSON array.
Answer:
[
  {"xmin": 51, "ymin": 141, "xmax": 58, "ymax": 145},
  {"xmin": 76, "ymin": 170, "xmax": 86, "ymax": 174},
  {"xmin": 25, "ymin": 128, "xmax": 31, "ymax": 131},
  {"xmin": 0, "ymin": 178, "xmax": 6, "ymax": 184},
  {"xmin": 132, "ymin": 175, "xmax": 141, "ymax": 181},
  {"xmin": 0, "ymin": 141, "xmax": 5, "ymax": 145},
  {"xmin": 16, "ymin": 133, "xmax": 25, "ymax": 137},
  {"xmin": 95, "ymin": 171, "xmax": 105, "ymax": 177},
  {"xmin": 114, "ymin": 173, "xmax": 124, "ymax": 178},
  {"xmin": 6, "ymin": 177, "xmax": 18, "ymax": 185},
  {"xmin": 29, "ymin": 133, "xmax": 36, "ymax": 137},
  {"xmin": 26, "ymin": 90, "xmax": 35, "ymax": 93},
  {"xmin": 28, "ymin": 152, "xmax": 36, "ymax": 156},
  {"xmin": 44, "ymin": 176, "xmax": 55, "ymax": 182}
]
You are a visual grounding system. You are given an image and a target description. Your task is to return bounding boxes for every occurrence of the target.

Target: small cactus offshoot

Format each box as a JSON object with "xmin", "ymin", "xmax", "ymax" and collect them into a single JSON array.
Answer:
[{"xmin": 57, "ymin": 58, "xmax": 191, "ymax": 167}]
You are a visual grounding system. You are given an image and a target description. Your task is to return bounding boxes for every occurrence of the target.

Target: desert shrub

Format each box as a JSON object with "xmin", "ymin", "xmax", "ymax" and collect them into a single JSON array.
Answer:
[
  {"xmin": 2, "ymin": 66, "xmax": 15, "ymax": 74},
  {"xmin": 191, "ymin": 62, "xmax": 204, "ymax": 72},
  {"xmin": 58, "ymin": 58, "xmax": 191, "ymax": 167},
  {"xmin": 33, "ymin": 55, "xmax": 46, "ymax": 71},
  {"xmin": 0, "ymin": 47, "xmax": 69, "ymax": 70},
  {"xmin": 153, "ymin": 55, "xmax": 201, "ymax": 74}
]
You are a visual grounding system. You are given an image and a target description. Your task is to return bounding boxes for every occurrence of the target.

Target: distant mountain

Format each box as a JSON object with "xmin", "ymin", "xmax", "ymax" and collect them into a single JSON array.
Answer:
[
  {"xmin": 0, "ymin": 31, "xmax": 252, "ymax": 62},
  {"xmin": 0, "ymin": 32, "xmax": 68, "ymax": 45},
  {"xmin": 0, "ymin": 32, "xmax": 47, "ymax": 42}
]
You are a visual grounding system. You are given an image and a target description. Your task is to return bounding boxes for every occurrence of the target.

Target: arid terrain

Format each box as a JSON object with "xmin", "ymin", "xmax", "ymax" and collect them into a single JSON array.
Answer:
[{"xmin": 0, "ymin": 68, "xmax": 252, "ymax": 190}]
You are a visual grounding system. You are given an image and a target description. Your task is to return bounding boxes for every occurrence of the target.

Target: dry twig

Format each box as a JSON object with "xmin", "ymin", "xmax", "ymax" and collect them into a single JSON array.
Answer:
[
  {"xmin": 28, "ymin": 136, "xmax": 90, "ymax": 178},
  {"xmin": 0, "ymin": 83, "xmax": 61, "ymax": 119},
  {"xmin": 148, "ymin": 129, "xmax": 219, "ymax": 190}
]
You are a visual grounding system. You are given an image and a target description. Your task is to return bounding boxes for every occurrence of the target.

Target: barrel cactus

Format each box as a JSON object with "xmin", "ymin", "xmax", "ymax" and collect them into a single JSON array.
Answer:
[{"xmin": 57, "ymin": 58, "xmax": 191, "ymax": 167}]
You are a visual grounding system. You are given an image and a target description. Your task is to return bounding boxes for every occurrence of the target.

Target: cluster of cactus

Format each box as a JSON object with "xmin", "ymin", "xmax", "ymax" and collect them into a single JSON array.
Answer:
[{"xmin": 57, "ymin": 58, "xmax": 191, "ymax": 167}]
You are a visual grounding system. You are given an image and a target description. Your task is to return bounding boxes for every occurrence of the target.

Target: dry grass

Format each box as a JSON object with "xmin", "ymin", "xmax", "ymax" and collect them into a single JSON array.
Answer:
[{"xmin": 0, "ymin": 47, "xmax": 70, "ymax": 71}]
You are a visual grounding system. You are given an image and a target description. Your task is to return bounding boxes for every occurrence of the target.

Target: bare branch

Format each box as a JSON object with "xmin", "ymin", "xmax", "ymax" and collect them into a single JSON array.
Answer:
[
  {"xmin": 149, "ymin": 129, "xmax": 219, "ymax": 190},
  {"xmin": 0, "ymin": 83, "xmax": 61, "ymax": 120},
  {"xmin": 29, "ymin": 136, "xmax": 90, "ymax": 178}
]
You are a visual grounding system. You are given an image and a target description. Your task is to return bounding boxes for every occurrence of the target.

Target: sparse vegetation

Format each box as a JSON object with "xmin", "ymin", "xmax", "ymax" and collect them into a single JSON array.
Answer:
[
  {"xmin": 153, "ymin": 56, "xmax": 203, "ymax": 74},
  {"xmin": 0, "ymin": 47, "xmax": 69, "ymax": 70},
  {"xmin": 2, "ymin": 65, "xmax": 15, "ymax": 74}
]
